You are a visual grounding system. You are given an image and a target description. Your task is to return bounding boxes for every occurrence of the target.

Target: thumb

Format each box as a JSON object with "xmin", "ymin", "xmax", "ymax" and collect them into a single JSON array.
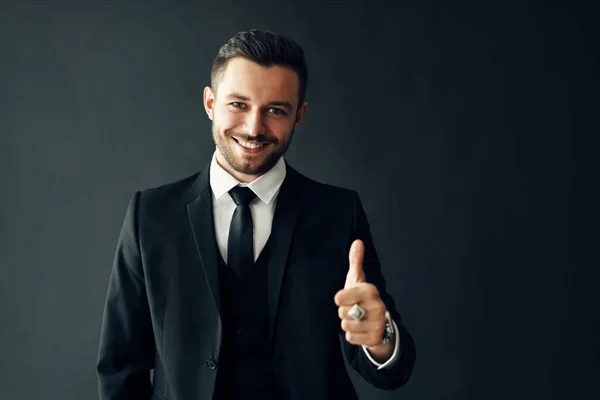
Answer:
[{"xmin": 345, "ymin": 239, "xmax": 365, "ymax": 288}]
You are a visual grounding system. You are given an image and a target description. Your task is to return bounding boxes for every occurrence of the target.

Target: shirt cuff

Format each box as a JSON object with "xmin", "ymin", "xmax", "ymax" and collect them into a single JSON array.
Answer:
[{"xmin": 361, "ymin": 319, "xmax": 401, "ymax": 370}]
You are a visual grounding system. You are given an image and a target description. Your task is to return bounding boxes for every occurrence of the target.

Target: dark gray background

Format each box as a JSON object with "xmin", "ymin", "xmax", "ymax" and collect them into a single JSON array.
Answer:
[{"xmin": 0, "ymin": 1, "xmax": 596, "ymax": 399}]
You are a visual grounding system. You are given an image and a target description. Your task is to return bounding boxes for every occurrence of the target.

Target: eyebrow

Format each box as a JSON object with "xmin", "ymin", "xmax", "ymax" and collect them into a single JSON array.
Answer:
[{"xmin": 225, "ymin": 93, "xmax": 293, "ymax": 112}]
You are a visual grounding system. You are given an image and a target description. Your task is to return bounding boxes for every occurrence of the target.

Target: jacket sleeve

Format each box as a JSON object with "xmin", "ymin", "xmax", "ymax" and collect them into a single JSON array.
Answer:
[
  {"xmin": 96, "ymin": 191, "xmax": 155, "ymax": 399},
  {"xmin": 340, "ymin": 190, "xmax": 416, "ymax": 390}
]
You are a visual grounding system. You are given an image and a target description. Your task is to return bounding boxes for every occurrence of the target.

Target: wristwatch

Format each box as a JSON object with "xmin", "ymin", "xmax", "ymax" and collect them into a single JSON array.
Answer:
[{"xmin": 379, "ymin": 310, "xmax": 395, "ymax": 345}]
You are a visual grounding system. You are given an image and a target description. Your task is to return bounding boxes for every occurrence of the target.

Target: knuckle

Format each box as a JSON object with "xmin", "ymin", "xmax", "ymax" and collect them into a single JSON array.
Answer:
[
  {"xmin": 345, "ymin": 332, "xmax": 353, "ymax": 343},
  {"xmin": 341, "ymin": 319, "xmax": 350, "ymax": 331},
  {"xmin": 369, "ymin": 286, "xmax": 379, "ymax": 299}
]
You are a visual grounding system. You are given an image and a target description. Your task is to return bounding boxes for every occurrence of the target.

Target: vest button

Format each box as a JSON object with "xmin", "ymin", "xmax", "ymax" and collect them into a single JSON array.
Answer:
[
  {"xmin": 235, "ymin": 326, "xmax": 242, "ymax": 334},
  {"xmin": 206, "ymin": 359, "xmax": 217, "ymax": 370}
]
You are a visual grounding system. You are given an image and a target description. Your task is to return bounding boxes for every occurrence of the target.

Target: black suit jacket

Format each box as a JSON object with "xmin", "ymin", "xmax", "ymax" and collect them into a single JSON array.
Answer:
[{"xmin": 97, "ymin": 162, "xmax": 415, "ymax": 400}]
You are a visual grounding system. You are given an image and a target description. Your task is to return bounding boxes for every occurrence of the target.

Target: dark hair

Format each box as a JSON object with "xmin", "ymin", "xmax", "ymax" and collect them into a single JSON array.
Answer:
[{"xmin": 211, "ymin": 29, "xmax": 308, "ymax": 109}]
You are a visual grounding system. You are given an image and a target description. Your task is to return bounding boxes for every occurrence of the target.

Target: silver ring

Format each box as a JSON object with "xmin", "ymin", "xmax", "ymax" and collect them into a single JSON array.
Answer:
[{"xmin": 348, "ymin": 303, "xmax": 366, "ymax": 321}]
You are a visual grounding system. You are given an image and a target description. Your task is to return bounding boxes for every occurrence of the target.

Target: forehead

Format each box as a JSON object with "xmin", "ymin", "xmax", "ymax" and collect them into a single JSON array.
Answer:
[{"xmin": 217, "ymin": 57, "xmax": 299, "ymax": 105}]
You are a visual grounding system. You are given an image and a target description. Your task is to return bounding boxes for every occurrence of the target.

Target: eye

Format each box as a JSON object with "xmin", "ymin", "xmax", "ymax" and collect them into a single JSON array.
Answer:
[
  {"xmin": 230, "ymin": 102, "xmax": 246, "ymax": 108},
  {"xmin": 268, "ymin": 107, "xmax": 286, "ymax": 115}
]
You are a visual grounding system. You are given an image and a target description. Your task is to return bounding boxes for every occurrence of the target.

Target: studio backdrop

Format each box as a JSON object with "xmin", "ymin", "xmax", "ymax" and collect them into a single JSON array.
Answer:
[{"xmin": 0, "ymin": 1, "xmax": 593, "ymax": 400}]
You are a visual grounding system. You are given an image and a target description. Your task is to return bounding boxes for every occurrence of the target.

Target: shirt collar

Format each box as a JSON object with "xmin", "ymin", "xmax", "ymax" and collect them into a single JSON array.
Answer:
[{"xmin": 209, "ymin": 148, "xmax": 287, "ymax": 205}]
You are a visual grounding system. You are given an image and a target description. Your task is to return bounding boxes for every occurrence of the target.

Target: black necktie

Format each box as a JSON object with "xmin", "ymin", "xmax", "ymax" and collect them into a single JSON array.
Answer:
[{"xmin": 227, "ymin": 186, "xmax": 257, "ymax": 278}]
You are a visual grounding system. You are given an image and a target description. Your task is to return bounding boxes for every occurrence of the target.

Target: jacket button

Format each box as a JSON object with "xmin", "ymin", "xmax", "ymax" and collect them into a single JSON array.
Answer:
[
  {"xmin": 235, "ymin": 326, "xmax": 242, "ymax": 334},
  {"xmin": 206, "ymin": 359, "xmax": 217, "ymax": 370}
]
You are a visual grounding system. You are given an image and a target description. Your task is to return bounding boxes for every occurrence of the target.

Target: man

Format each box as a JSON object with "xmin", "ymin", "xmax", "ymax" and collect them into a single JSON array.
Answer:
[{"xmin": 97, "ymin": 29, "xmax": 415, "ymax": 400}]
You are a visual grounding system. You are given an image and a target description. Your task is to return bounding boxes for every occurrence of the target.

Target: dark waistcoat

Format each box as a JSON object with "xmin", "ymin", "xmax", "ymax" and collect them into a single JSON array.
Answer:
[{"xmin": 212, "ymin": 238, "xmax": 286, "ymax": 400}]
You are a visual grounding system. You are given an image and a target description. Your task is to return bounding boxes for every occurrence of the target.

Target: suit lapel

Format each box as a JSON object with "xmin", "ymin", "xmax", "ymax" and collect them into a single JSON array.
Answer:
[
  {"xmin": 186, "ymin": 167, "xmax": 222, "ymax": 317},
  {"xmin": 268, "ymin": 165, "xmax": 304, "ymax": 349},
  {"xmin": 186, "ymin": 161, "xmax": 305, "ymax": 346}
]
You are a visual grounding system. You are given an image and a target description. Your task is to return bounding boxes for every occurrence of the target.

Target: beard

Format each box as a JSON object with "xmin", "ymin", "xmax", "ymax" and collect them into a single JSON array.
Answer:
[{"xmin": 212, "ymin": 123, "xmax": 295, "ymax": 177}]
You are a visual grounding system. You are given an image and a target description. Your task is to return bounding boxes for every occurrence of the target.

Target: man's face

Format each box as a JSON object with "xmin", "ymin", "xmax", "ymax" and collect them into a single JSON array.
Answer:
[{"xmin": 203, "ymin": 57, "xmax": 307, "ymax": 182}]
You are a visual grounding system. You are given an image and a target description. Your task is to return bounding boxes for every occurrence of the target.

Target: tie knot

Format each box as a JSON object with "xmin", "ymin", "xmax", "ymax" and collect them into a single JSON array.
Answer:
[{"xmin": 229, "ymin": 186, "xmax": 256, "ymax": 206}]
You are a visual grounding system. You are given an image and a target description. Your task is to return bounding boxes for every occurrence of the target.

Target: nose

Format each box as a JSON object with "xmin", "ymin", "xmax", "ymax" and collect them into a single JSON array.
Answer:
[{"xmin": 242, "ymin": 109, "xmax": 266, "ymax": 136}]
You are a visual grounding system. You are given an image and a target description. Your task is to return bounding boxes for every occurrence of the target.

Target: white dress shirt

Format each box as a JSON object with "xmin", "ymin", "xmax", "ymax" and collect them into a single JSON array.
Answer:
[{"xmin": 209, "ymin": 149, "xmax": 401, "ymax": 369}]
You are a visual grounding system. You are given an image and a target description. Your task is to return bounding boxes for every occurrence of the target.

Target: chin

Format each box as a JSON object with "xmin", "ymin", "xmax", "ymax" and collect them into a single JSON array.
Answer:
[{"xmin": 233, "ymin": 161, "xmax": 270, "ymax": 176}]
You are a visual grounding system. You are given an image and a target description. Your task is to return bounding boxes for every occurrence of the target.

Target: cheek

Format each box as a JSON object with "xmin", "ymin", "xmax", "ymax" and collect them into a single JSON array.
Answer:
[
  {"xmin": 214, "ymin": 109, "xmax": 242, "ymax": 129},
  {"xmin": 267, "ymin": 120, "xmax": 294, "ymax": 140}
]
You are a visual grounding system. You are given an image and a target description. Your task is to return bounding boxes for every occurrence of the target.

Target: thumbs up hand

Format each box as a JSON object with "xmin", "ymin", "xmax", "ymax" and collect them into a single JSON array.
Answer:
[{"xmin": 334, "ymin": 239, "xmax": 388, "ymax": 349}]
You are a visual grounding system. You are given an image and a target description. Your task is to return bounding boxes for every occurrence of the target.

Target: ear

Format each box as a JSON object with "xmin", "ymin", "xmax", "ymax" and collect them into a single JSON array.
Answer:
[
  {"xmin": 294, "ymin": 101, "xmax": 308, "ymax": 128},
  {"xmin": 203, "ymin": 86, "xmax": 215, "ymax": 121}
]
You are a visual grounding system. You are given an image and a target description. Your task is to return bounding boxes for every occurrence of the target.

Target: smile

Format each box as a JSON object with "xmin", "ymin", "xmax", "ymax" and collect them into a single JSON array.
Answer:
[{"xmin": 232, "ymin": 136, "xmax": 269, "ymax": 150}]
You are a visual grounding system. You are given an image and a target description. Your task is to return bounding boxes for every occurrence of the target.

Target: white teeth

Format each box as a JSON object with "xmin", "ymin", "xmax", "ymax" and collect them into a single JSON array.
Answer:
[{"xmin": 234, "ymin": 137, "xmax": 266, "ymax": 149}]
